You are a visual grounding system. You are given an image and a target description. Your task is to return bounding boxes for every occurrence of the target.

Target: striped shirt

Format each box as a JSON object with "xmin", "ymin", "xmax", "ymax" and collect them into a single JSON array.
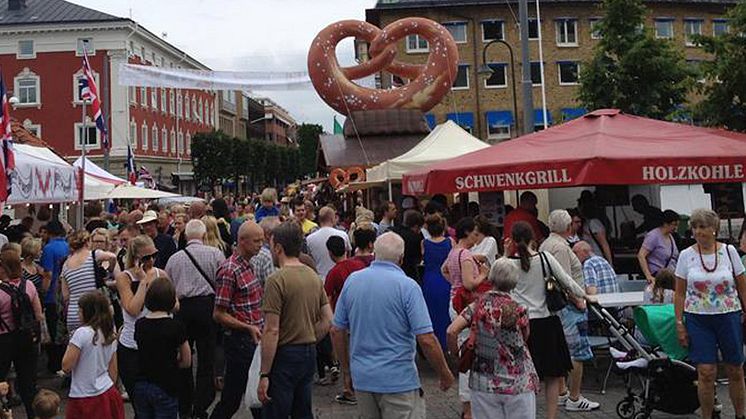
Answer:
[
  {"xmin": 165, "ymin": 240, "xmax": 225, "ymax": 299},
  {"xmin": 583, "ymin": 255, "xmax": 620, "ymax": 294},
  {"xmin": 250, "ymin": 246, "xmax": 276, "ymax": 288},
  {"xmin": 61, "ymin": 254, "xmax": 97, "ymax": 331}
]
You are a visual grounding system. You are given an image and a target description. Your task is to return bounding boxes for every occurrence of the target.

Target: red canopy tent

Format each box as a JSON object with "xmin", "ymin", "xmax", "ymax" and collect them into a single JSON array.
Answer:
[{"xmin": 402, "ymin": 109, "xmax": 746, "ymax": 195}]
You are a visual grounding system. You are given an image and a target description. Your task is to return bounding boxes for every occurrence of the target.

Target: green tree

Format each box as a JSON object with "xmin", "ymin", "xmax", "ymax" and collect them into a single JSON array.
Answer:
[
  {"xmin": 578, "ymin": 0, "xmax": 693, "ymax": 119},
  {"xmin": 191, "ymin": 131, "xmax": 233, "ymax": 191},
  {"xmin": 297, "ymin": 123, "xmax": 322, "ymax": 178},
  {"xmin": 694, "ymin": 2, "xmax": 746, "ymax": 131}
]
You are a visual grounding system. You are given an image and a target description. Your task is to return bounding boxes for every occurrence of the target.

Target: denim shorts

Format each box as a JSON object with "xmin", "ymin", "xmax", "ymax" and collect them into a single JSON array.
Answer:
[
  {"xmin": 559, "ymin": 305, "xmax": 593, "ymax": 362},
  {"xmin": 684, "ymin": 311, "xmax": 744, "ymax": 365}
]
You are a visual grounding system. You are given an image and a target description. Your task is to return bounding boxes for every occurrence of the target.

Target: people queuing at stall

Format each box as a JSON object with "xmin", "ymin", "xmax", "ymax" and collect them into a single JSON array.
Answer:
[{"xmin": 0, "ymin": 186, "xmax": 744, "ymax": 419}]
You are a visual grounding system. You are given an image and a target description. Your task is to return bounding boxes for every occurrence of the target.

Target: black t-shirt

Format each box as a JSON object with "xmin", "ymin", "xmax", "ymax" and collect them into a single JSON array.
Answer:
[
  {"xmin": 153, "ymin": 233, "xmax": 177, "ymax": 269},
  {"xmin": 134, "ymin": 317, "xmax": 187, "ymax": 396},
  {"xmin": 391, "ymin": 225, "xmax": 423, "ymax": 281}
]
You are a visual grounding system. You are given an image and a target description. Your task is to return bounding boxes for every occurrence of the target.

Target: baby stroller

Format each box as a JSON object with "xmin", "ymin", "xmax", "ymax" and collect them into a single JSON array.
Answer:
[{"xmin": 588, "ymin": 303, "xmax": 719, "ymax": 419}]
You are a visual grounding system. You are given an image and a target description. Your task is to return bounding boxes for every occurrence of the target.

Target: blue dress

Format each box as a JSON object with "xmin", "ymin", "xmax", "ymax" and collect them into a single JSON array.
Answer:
[{"xmin": 422, "ymin": 238, "xmax": 453, "ymax": 351}]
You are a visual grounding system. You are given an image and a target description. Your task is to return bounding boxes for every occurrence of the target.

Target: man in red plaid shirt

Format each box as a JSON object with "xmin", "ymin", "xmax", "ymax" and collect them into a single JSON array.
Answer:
[{"xmin": 210, "ymin": 222, "xmax": 265, "ymax": 419}]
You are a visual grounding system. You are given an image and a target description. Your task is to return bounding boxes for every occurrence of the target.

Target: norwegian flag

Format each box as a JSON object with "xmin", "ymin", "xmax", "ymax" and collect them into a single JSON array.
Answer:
[
  {"xmin": 80, "ymin": 46, "xmax": 108, "ymax": 149},
  {"xmin": 126, "ymin": 142, "xmax": 136, "ymax": 185},
  {"xmin": 0, "ymin": 69, "xmax": 15, "ymax": 201}
]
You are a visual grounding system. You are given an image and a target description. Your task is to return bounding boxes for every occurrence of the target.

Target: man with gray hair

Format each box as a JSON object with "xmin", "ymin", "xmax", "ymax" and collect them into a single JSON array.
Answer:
[
  {"xmin": 539, "ymin": 209, "xmax": 599, "ymax": 412},
  {"xmin": 165, "ymin": 219, "xmax": 226, "ymax": 418},
  {"xmin": 331, "ymin": 232, "xmax": 454, "ymax": 418}
]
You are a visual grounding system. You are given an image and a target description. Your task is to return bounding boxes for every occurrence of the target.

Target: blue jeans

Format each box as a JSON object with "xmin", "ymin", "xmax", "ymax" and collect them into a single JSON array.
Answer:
[
  {"xmin": 133, "ymin": 381, "xmax": 178, "ymax": 419},
  {"xmin": 262, "ymin": 344, "xmax": 316, "ymax": 419},
  {"xmin": 209, "ymin": 331, "xmax": 261, "ymax": 419}
]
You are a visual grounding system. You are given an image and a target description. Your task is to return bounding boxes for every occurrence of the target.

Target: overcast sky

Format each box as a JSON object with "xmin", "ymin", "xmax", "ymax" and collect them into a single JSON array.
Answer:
[{"xmin": 70, "ymin": 0, "xmax": 377, "ymax": 132}]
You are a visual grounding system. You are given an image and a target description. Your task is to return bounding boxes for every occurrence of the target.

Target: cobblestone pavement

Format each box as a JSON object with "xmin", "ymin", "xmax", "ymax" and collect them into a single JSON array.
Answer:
[{"xmin": 10, "ymin": 359, "xmax": 735, "ymax": 418}]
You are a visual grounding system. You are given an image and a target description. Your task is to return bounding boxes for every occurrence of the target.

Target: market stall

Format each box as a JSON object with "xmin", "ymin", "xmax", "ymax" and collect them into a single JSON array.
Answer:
[{"xmin": 8, "ymin": 143, "xmax": 79, "ymax": 205}]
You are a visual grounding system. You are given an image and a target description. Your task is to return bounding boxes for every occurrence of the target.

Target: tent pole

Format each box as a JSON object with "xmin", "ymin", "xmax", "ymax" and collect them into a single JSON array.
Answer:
[
  {"xmin": 78, "ymin": 99, "xmax": 87, "ymax": 229},
  {"xmin": 388, "ymin": 180, "xmax": 393, "ymax": 202}
]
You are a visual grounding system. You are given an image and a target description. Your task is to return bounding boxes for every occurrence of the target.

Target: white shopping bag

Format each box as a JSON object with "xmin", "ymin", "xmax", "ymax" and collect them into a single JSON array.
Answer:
[{"xmin": 244, "ymin": 344, "xmax": 263, "ymax": 409}]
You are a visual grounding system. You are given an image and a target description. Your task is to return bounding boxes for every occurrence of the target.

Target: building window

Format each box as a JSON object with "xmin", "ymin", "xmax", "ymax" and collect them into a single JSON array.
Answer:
[
  {"xmin": 530, "ymin": 62, "xmax": 543, "ymax": 86},
  {"xmin": 484, "ymin": 63, "xmax": 507, "ymax": 88},
  {"xmin": 684, "ymin": 19, "xmax": 703, "ymax": 46},
  {"xmin": 74, "ymin": 121, "xmax": 100, "ymax": 149},
  {"xmin": 140, "ymin": 46, "xmax": 145, "ymax": 59},
  {"xmin": 185, "ymin": 95, "xmax": 191, "ymax": 121},
  {"xmin": 177, "ymin": 93, "xmax": 183, "ymax": 118},
  {"xmin": 186, "ymin": 132, "xmax": 191, "ymax": 155},
  {"xmin": 176, "ymin": 132, "xmax": 182, "ymax": 154},
  {"xmin": 141, "ymin": 122, "xmax": 148, "ymax": 150},
  {"xmin": 210, "ymin": 103, "xmax": 215, "ymax": 126},
  {"xmin": 161, "ymin": 88, "xmax": 167, "ymax": 113},
  {"xmin": 481, "ymin": 20, "xmax": 504, "ymax": 42},
  {"xmin": 555, "ymin": 19, "xmax": 578, "ymax": 46},
  {"xmin": 129, "ymin": 86, "xmax": 136, "ymax": 105},
  {"xmin": 192, "ymin": 97, "xmax": 197, "ymax": 120},
  {"xmin": 654, "ymin": 19, "xmax": 674, "ymax": 39},
  {"xmin": 169, "ymin": 90, "xmax": 175, "ymax": 115},
  {"xmin": 528, "ymin": 18, "xmax": 540, "ymax": 40},
  {"xmin": 76, "ymin": 38, "xmax": 94, "ymax": 56},
  {"xmin": 14, "ymin": 69, "xmax": 40, "ymax": 106},
  {"xmin": 589, "ymin": 18, "xmax": 602, "ymax": 39},
  {"xmin": 22, "ymin": 119, "xmax": 40, "ymax": 138},
  {"xmin": 204, "ymin": 102, "xmax": 209, "ymax": 125},
  {"xmin": 159, "ymin": 57, "xmax": 165, "ymax": 67},
  {"xmin": 170, "ymin": 130, "xmax": 176, "ymax": 155},
  {"xmin": 406, "ymin": 34, "xmax": 429, "ymax": 53},
  {"xmin": 129, "ymin": 120, "xmax": 137, "ymax": 147},
  {"xmin": 152, "ymin": 124, "xmax": 159, "ymax": 151},
  {"xmin": 17, "ymin": 40, "xmax": 34, "ymax": 59},
  {"xmin": 558, "ymin": 61, "xmax": 580, "ymax": 85},
  {"xmin": 486, "ymin": 111, "xmax": 513, "ymax": 142},
  {"xmin": 713, "ymin": 19, "xmax": 730, "ymax": 36},
  {"xmin": 161, "ymin": 127, "xmax": 168, "ymax": 152},
  {"xmin": 151, "ymin": 52, "xmax": 156, "ymax": 64},
  {"xmin": 198, "ymin": 98, "xmax": 204, "ymax": 122},
  {"xmin": 140, "ymin": 87, "xmax": 147, "ymax": 107},
  {"xmin": 443, "ymin": 22, "xmax": 468, "ymax": 43},
  {"xmin": 151, "ymin": 88, "xmax": 158, "ymax": 111},
  {"xmin": 452, "ymin": 64, "xmax": 470, "ymax": 90}
]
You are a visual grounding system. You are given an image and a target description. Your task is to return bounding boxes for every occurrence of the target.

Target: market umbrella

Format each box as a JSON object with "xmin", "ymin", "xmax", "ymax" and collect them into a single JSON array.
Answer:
[
  {"xmin": 402, "ymin": 109, "xmax": 746, "ymax": 195},
  {"xmin": 101, "ymin": 184, "xmax": 180, "ymax": 200}
]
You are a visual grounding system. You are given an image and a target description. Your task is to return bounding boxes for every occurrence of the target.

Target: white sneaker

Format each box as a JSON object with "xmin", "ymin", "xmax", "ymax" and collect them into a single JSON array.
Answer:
[
  {"xmin": 557, "ymin": 392, "xmax": 569, "ymax": 406},
  {"xmin": 610, "ymin": 347, "xmax": 628, "ymax": 360},
  {"xmin": 565, "ymin": 396, "xmax": 600, "ymax": 411}
]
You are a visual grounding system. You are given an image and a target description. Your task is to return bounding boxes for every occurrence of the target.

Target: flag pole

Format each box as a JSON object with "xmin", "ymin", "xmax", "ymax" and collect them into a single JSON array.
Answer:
[{"xmin": 78, "ymin": 98, "xmax": 87, "ymax": 228}]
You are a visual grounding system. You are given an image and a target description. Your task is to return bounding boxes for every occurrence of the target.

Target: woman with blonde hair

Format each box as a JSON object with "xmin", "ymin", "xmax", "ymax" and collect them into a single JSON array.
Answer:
[
  {"xmin": 60, "ymin": 230, "xmax": 116, "ymax": 332},
  {"xmin": 20, "ymin": 236, "xmax": 44, "ymax": 294},
  {"xmin": 202, "ymin": 216, "xmax": 231, "ymax": 258},
  {"xmin": 114, "ymin": 234, "xmax": 168, "ymax": 412}
]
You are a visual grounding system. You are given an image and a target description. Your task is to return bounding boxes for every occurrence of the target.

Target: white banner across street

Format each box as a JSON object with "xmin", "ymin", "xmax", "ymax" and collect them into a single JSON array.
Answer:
[{"xmin": 118, "ymin": 64, "xmax": 313, "ymax": 91}]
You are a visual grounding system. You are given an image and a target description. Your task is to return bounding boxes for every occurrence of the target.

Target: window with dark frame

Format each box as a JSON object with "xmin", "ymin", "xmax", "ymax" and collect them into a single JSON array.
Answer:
[
  {"xmin": 482, "ymin": 20, "xmax": 505, "ymax": 41},
  {"xmin": 453, "ymin": 64, "xmax": 470, "ymax": 89},
  {"xmin": 558, "ymin": 62, "xmax": 580, "ymax": 85},
  {"xmin": 485, "ymin": 63, "xmax": 507, "ymax": 88}
]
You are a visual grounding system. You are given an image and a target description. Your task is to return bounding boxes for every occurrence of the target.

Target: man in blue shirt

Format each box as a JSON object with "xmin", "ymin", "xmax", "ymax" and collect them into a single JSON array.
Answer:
[
  {"xmin": 331, "ymin": 232, "xmax": 453, "ymax": 417},
  {"xmin": 40, "ymin": 220, "xmax": 69, "ymax": 373}
]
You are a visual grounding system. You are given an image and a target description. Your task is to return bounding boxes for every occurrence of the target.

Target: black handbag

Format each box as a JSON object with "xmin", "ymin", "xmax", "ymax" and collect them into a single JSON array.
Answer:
[{"xmin": 539, "ymin": 252, "xmax": 568, "ymax": 312}]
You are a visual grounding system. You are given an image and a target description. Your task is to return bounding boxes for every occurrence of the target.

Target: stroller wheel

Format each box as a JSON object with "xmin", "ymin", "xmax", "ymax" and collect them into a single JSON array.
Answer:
[
  {"xmin": 633, "ymin": 411, "xmax": 650, "ymax": 419},
  {"xmin": 616, "ymin": 400, "xmax": 637, "ymax": 419}
]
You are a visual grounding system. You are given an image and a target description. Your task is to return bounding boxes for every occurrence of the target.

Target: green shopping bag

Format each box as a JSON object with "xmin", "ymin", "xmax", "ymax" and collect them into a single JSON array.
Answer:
[{"xmin": 634, "ymin": 304, "xmax": 688, "ymax": 361}]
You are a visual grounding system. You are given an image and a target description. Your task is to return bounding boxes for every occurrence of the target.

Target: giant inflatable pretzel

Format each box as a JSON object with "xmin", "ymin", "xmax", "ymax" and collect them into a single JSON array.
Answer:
[{"xmin": 308, "ymin": 18, "xmax": 460, "ymax": 116}]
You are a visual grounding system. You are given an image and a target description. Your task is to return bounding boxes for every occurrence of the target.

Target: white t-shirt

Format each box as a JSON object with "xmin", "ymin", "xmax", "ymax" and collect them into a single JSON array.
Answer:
[
  {"xmin": 69, "ymin": 325, "xmax": 116, "ymax": 398},
  {"xmin": 306, "ymin": 226, "xmax": 351, "ymax": 280},
  {"xmin": 471, "ymin": 236, "xmax": 498, "ymax": 266},
  {"xmin": 675, "ymin": 244, "xmax": 745, "ymax": 315}
]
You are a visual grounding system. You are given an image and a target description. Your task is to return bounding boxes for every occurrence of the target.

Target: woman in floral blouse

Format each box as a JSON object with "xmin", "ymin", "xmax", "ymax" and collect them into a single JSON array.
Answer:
[
  {"xmin": 447, "ymin": 257, "xmax": 539, "ymax": 419},
  {"xmin": 675, "ymin": 208, "xmax": 746, "ymax": 419}
]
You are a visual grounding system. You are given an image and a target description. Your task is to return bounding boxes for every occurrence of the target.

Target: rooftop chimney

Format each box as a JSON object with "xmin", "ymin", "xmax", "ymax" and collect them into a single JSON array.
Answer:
[{"xmin": 8, "ymin": 0, "xmax": 27, "ymax": 11}]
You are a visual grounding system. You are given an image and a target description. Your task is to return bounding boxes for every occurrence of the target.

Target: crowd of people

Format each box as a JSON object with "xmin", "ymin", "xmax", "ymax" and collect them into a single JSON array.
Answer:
[{"xmin": 0, "ymin": 186, "xmax": 744, "ymax": 419}]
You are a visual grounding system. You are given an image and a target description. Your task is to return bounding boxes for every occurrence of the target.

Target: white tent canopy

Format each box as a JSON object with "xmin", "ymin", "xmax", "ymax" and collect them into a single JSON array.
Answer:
[
  {"xmin": 366, "ymin": 120, "xmax": 490, "ymax": 183},
  {"xmin": 73, "ymin": 157, "xmax": 126, "ymax": 185},
  {"xmin": 89, "ymin": 183, "xmax": 179, "ymax": 200},
  {"xmin": 8, "ymin": 144, "xmax": 79, "ymax": 204}
]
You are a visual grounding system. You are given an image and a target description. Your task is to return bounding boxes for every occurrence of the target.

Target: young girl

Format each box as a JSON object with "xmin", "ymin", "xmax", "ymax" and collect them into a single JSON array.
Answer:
[
  {"xmin": 133, "ymin": 277, "xmax": 190, "ymax": 419},
  {"xmin": 61, "ymin": 291, "xmax": 124, "ymax": 419}
]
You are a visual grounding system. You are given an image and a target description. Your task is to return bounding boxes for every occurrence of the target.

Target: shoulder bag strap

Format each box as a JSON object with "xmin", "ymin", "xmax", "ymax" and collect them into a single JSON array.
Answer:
[
  {"xmin": 725, "ymin": 244, "xmax": 737, "ymax": 279},
  {"xmin": 183, "ymin": 248, "xmax": 216, "ymax": 292}
]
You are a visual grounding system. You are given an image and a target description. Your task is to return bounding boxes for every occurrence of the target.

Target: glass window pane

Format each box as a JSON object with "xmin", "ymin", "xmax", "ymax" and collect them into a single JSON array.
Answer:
[
  {"xmin": 529, "ymin": 19, "xmax": 539, "ymax": 39},
  {"xmin": 18, "ymin": 40, "xmax": 33, "ymax": 56},
  {"xmin": 559, "ymin": 62, "xmax": 579, "ymax": 84},
  {"xmin": 482, "ymin": 21, "xmax": 503, "ymax": 41},
  {"xmin": 453, "ymin": 65, "xmax": 469, "ymax": 88},
  {"xmin": 485, "ymin": 64, "xmax": 507, "ymax": 87},
  {"xmin": 530, "ymin": 62, "xmax": 542, "ymax": 85}
]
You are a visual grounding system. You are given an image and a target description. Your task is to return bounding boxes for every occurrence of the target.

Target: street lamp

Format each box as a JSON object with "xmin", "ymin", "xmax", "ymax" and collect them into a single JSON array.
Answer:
[{"xmin": 479, "ymin": 39, "xmax": 521, "ymax": 136}]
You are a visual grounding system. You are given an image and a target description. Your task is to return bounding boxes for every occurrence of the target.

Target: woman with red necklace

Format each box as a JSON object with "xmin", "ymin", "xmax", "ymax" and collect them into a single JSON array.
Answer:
[{"xmin": 674, "ymin": 208, "xmax": 746, "ymax": 419}]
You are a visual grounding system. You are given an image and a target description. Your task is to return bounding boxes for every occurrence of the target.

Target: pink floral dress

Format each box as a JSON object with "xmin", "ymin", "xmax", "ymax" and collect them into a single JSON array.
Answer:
[{"xmin": 460, "ymin": 291, "xmax": 539, "ymax": 394}]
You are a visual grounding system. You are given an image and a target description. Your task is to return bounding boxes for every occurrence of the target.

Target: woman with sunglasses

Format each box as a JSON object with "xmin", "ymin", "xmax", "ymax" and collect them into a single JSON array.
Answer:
[{"xmin": 115, "ymin": 234, "xmax": 169, "ymax": 413}]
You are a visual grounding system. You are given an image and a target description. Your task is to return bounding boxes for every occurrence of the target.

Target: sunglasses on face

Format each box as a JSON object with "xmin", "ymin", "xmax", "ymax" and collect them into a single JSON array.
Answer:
[{"xmin": 140, "ymin": 252, "xmax": 159, "ymax": 263}]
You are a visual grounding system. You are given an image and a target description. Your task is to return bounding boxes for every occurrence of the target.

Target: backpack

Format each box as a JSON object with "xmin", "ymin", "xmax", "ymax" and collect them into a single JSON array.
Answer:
[{"xmin": 0, "ymin": 279, "xmax": 39, "ymax": 339}]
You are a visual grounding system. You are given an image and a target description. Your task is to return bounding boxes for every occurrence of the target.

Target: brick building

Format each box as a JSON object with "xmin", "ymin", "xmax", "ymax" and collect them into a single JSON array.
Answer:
[
  {"xmin": 217, "ymin": 92, "xmax": 267, "ymax": 140},
  {"xmin": 0, "ymin": 0, "xmax": 217, "ymax": 189},
  {"xmin": 255, "ymin": 97, "xmax": 297, "ymax": 146},
  {"xmin": 365, "ymin": 0, "xmax": 733, "ymax": 142}
]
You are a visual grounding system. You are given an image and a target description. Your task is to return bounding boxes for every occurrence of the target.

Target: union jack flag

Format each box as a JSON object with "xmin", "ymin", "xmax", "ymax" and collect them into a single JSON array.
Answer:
[
  {"xmin": 126, "ymin": 142, "xmax": 136, "ymax": 185},
  {"xmin": 80, "ymin": 45, "xmax": 108, "ymax": 149},
  {"xmin": 0, "ymin": 69, "xmax": 15, "ymax": 201},
  {"xmin": 138, "ymin": 165, "xmax": 155, "ymax": 189}
]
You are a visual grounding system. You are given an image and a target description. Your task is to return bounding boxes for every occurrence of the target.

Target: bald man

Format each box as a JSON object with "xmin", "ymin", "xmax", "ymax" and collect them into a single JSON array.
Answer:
[
  {"xmin": 573, "ymin": 241, "xmax": 620, "ymax": 296},
  {"xmin": 190, "ymin": 201, "xmax": 207, "ymax": 220},
  {"xmin": 306, "ymin": 206, "xmax": 350, "ymax": 280},
  {"xmin": 211, "ymin": 221, "xmax": 265, "ymax": 419}
]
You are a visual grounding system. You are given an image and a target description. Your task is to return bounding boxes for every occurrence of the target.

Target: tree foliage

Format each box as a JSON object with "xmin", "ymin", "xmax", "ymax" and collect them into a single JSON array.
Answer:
[
  {"xmin": 191, "ymin": 131, "xmax": 301, "ymax": 193},
  {"xmin": 578, "ymin": 0, "xmax": 693, "ymax": 119},
  {"xmin": 693, "ymin": 2, "xmax": 746, "ymax": 132},
  {"xmin": 297, "ymin": 123, "xmax": 323, "ymax": 178}
]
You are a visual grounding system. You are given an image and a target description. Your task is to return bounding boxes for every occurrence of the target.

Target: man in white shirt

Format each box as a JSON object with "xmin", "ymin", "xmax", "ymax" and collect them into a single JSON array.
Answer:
[{"xmin": 306, "ymin": 206, "xmax": 350, "ymax": 280}]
